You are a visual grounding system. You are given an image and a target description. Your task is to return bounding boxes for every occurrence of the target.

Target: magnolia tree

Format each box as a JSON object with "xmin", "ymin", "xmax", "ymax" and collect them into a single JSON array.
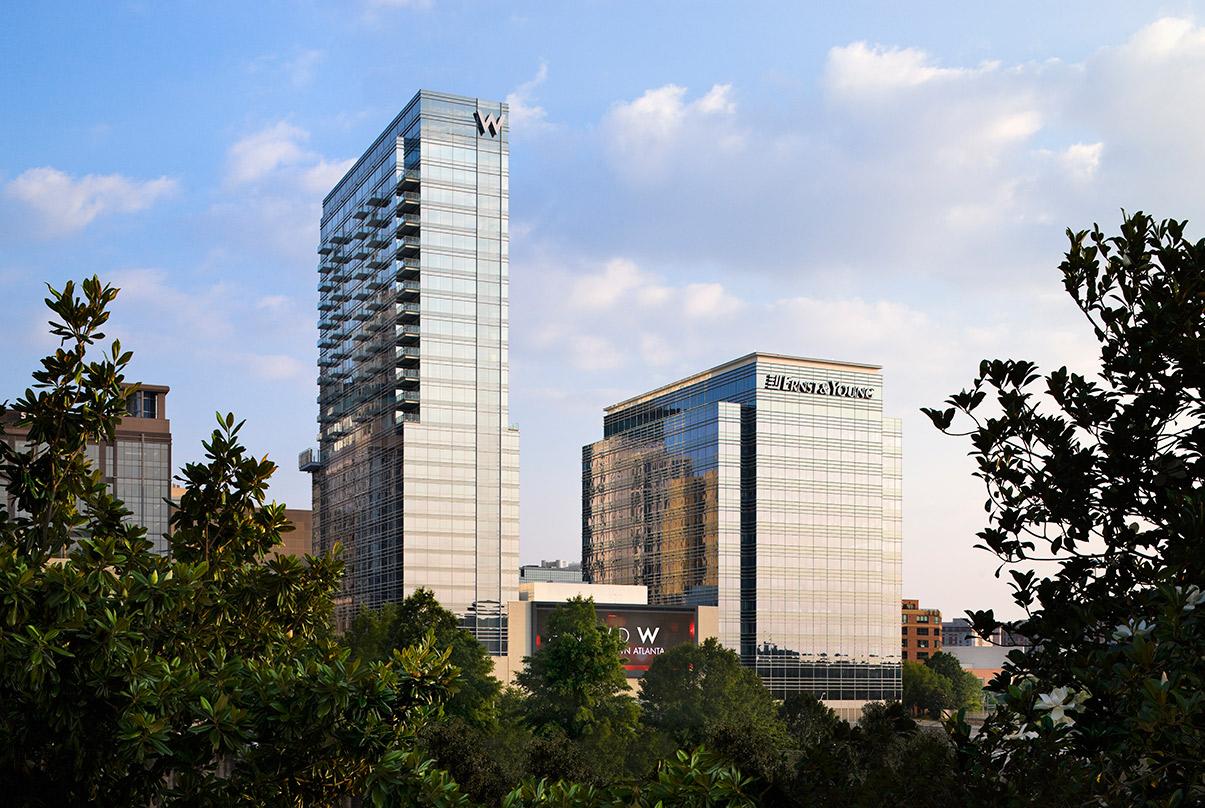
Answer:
[
  {"xmin": 0, "ymin": 279, "xmax": 471, "ymax": 806},
  {"xmin": 925, "ymin": 213, "xmax": 1205, "ymax": 805}
]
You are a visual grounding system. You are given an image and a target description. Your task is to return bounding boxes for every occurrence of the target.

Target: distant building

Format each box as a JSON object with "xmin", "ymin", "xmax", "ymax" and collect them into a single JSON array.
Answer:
[
  {"xmin": 901, "ymin": 599, "xmax": 942, "ymax": 661},
  {"xmin": 490, "ymin": 580, "xmax": 719, "ymax": 688},
  {"xmin": 276, "ymin": 509, "xmax": 313, "ymax": 559},
  {"xmin": 519, "ymin": 559, "xmax": 582, "ymax": 583},
  {"xmin": 945, "ymin": 644, "xmax": 1028, "ymax": 687},
  {"xmin": 942, "ymin": 617, "xmax": 990, "ymax": 647},
  {"xmin": 2, "ymin": 385, "xmax": 172, "ymax": 554},
  {"xmin": 583, "ymin": 352, "xmax": 902, "ymax": 711},
  {"xmin": 943, "ymin": 617, "xmax": 1032, "ymax": 648},
  {"xmin": 170, "ymin": 487, "xmax": 311, "ymax": 560}
]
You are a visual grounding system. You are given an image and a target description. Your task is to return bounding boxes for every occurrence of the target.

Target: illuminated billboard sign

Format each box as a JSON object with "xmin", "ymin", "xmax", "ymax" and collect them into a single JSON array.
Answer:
[{"xmin": 532, "ymin": 603, "xmax": 698, "ymax": 678}]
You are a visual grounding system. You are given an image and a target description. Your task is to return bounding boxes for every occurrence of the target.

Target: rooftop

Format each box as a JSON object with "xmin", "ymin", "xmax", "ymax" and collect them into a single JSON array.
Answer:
[{"xmin": 604, "ymin": 352, "xmax": 881, "ymax": 414}]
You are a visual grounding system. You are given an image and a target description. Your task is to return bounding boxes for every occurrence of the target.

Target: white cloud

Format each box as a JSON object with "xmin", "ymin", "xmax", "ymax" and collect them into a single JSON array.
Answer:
[
  {"xmin": 824, "ymin": 42, "xmax": 980, "ymax": 97},
  {"xmin": 226, "ymin": 122, "xmax": 311, "ymax": 186},
  {"xmin": 238, "ymin": 352, "xmax": 307, "ymax": 380},
  {"xmin": 568, "ymin": 335, "xmax": 622, "ymax": 371},
  {"xmin": 213, "ymin": 122, "xmax": 353, "ymax": 264},
  {"xmin": 507, "ymin": 63, "xmax": 551, "ymax": 133},
  {"xmin": 569, "ymin": 258, "xmax": 652, "ymax": 310},
  {"xmin": 1059, "ymin": 142, "xmax": 1103, "ymax": 181},
  {"xmin": 682, "ymin": 283, "xmax": 742, "ymax": 319},
  {"xmin": 602, "ymin": 83, "xmax": 743, "ymax": 181},
  {"xmin": 4, "ymin": 167, "xmax": 176, "ymax": 236}
]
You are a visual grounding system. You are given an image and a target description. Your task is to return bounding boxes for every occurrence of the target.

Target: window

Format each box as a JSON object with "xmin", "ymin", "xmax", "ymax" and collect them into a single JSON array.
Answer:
[
  {"xmin": 915, "ymin": 615, "xmax": 930, "ymax": 623},
  {"xmin": 126, "ymin": 391, "xmax": 157, "ymax": 419},
  {"xmin": 901, "ymin": 651, "xmax": 908, "ymax": 660},
  {"xmin": 916, "ymin": 627, "xmax": 929, "ymax": 636},
  {"xmin": 918, "ymin": 640, "xmax": 930, "ymax": 648},
  {"xmin": 917, "ymin": 652, "xmax": 929, "ymax": 660}
]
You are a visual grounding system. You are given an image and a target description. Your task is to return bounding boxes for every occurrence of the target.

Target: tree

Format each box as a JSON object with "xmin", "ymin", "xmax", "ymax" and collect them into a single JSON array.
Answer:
[
  {"xmin": 780, "ymin": 692, "xmax": 843, "ymax": 748},
  {"xmin": 925, "ymin": 212, "xmax": 1205, "ymax": 804},
  {"xmin": 0, "ymin": 278, "xmax": 469, "ymax": 806},
  {"xmin": 347, "ymin": 589, "xmax": 502, "ymax": 727},
  {"xmin": 902, "ymin": 661, "xmax": 952, "ymax": 719},
  {"xmin": 514, "ymin": 596, "xmax": 639, "ymax": 743},
  {"xmin": 925, "ymin": 652, "xmax": 983, "ymax": 712},
  {"xmin": 640, "ymin": 638, "xmax": 792, "ymax": 798}
]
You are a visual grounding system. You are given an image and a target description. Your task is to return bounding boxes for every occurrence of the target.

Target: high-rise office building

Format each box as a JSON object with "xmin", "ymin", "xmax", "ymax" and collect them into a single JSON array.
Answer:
[
  {"xmin": 583, "ymin": 353, "xmax": 901, "ymax": 710},
  {"xmin": 2, "ymin": 386, "xmax": 172, "ymax": 554},
  {"xmin": 301, "ymin": 91, "xmax": 518, "ymax": 651}
]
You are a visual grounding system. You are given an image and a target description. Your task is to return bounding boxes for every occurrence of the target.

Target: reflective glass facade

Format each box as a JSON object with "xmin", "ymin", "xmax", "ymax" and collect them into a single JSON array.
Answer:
[
  {"xmin": 306, "ymin": 91, "xmax": 518, "ymax": 651},
  {"xmin": 583, "ymin": 354, "xmax": 901, "ymax": 701}
]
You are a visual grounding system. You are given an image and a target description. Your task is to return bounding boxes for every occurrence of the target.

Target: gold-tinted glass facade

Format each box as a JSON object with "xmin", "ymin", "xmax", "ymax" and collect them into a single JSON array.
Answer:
[
  {"xmin": 583, "ymin": 354, "xmax": 901, "ymax": 700},
  {"xmin": 308, "ymin": 91, "xmax": 518, "ymax": 650}
]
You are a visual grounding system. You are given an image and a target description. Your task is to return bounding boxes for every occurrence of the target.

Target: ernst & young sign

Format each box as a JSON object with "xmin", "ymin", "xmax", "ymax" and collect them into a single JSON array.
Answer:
[
  {"xmin": 532, "ymin": 604, "xmax": 697, "ymax": 678},
  {"xmin": 764, "ymin": 374, "xmax": 875, "ymax": 400}
]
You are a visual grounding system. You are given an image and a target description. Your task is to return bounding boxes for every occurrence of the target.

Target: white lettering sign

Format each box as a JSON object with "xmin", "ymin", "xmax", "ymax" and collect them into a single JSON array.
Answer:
[{"xmin": 764, "ymin": 374, "xmax": 875, "ymax": 399}]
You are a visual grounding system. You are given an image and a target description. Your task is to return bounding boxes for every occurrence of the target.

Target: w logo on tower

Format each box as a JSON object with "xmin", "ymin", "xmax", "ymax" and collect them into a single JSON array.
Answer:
[{"xmin": 474, "ymin": 110, "xmax": 504, "ymax": 137}]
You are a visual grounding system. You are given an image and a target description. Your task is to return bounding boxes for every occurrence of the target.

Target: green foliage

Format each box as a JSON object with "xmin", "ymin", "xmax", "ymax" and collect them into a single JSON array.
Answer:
[
  {"xmin": 903, "ymin": 661, "xmax": 953, "ymax": 718},
  {"xmin": 779, "ymin": 692, "xmax": 843, "ymax": 748},
  {"xmin": 902, "ymin": 654, "xmax": 982, "ymax": 717},
  {"xmin": 927, "ymin": 212, "xmax": 1205, "ymax": 805},
  {"xmin": 347, "ymin": 589, "xmax": 503, "ymax": 727},
  {"xmin": 0, "ymin": 279, "xmax": 469, "ymax": 806},
  {"xmin": 499, "ymin": 747, "xmax": 756, "ymax": 808},
  {"xmin": 514, "ymin": 596, "xmax": 639, "ymax": 742},
  {"xmin": 926, "ymin": 652, "xmax": 984, "ymax": 712},
  {"xmin": 641, "ymin": 638, "xmax": 792, "ymax": 797}
]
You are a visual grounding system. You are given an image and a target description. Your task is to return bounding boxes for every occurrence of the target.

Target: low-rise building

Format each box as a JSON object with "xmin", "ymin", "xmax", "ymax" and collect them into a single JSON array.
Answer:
[
  {"xmin": 902, "ymin": 598, "xmax": 942, "ymax": 662},
  {"xmin": 943, "ymin": 617, "xmax": 1032, "ymax": 648},
  {"xmin": 945, "ymin": 644, "xmax": 1028, "ymax": 687},
  {"xmin": 519, "ymin": 559, "xmax": 582, "ymax": 583},
  {"xmin": 2, "ymin": 385, "xmax": 172, "ymax": 554},
  {"xmin": 490, "ymin": 581, "xmax": 719, "ymax": 687}
]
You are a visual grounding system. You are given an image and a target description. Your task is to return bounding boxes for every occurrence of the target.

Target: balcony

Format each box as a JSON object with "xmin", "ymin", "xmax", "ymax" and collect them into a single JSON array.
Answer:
[
  {"xmin": 396, "ymin": 389, "xmax": 420, "ymax": 406},
  {"xmin": 318, "ymin": 279, "xmax": 335, "ymax": 293},
  {"xmin": 368, "ymin": 191, "xmax": 390, "ymax": 207},
  {"xmin": 395, "ymin": 324, "xmax": 420, "ymax": 343},
  {"xmin": 396, "ymin": 410, "xmax": 420, "ymax": 424},
  {"xmin": 398, "ymin": 191, "xmax": 420, "ymax": 209},
  {"xmin": 396, "ymin": 346, "xmax": 420, "ymax": 363},
  {"xmin": 397, "ymin": 213, "xmax": 420, "ymax": 233},
  {"xmin": 318, "ymin": 243, "xmax": 334, "ymax": 256},
  {"xmin": 330, "ymin": 233, "xmax": 350, "ymax": 245},
  {"xmin": 396, "ymin": 302, "xmax": 420, "ymax": 320},
  {"xmin": 298, "ymin": 448, "xmax": 325, "ymax": 472},
  {"xmin": 396, "ymin": 235, "xmax": 420, "ymax": 257},
  {"xmin": 398, "ymin": 169, "xmax": 420, "ymax": 189},
  {"xmin": 395, "ymin": 279, "xmax": 420, "ymax": 299},
  {"xmin": 352, "ymin": 206, "xmax": 368, "ymax": 220},
  {"xmin": 396, "ymin": 367, "xmax": 420, "ymax": 385},
  {"xmin": 397, "ymin": 257, "xmax": 420, "ymax": 278},
  {"xmin": 318, "ymin": 300, "xmax": 337, "ymax": 312}
]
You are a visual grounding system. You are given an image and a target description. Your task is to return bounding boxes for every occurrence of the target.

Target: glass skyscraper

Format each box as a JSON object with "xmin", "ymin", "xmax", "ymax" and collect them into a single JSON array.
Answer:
[
  {"xmin": 582, "ymin": 353, "xmax": 901, "ymax": 707},
  {"xmin": 302, "ymin": 91, "xmax": 518, "ymax": 652}
]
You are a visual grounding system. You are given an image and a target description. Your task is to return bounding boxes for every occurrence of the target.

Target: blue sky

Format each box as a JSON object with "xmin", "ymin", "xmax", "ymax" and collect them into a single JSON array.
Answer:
[{"xmin": 3, "ymin": 1, "xmax": 1203, "ymax": 618}]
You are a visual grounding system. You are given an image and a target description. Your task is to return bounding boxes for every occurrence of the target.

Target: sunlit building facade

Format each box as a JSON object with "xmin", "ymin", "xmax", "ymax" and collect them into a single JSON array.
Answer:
[
  {"xmin": 583, "ymin": 353, "xmax": 902, "ymax": 707},
  {"xmin": 302, "ymin": 91, "xmax": 519, "ymax": 651},
  {"xmin": 2, "ymin": 385, "xmax": 172, "ymax": 555}
]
